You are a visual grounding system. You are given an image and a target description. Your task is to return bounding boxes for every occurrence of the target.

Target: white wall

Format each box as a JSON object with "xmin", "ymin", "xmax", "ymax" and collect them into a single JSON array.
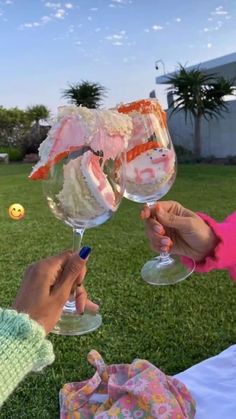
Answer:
[{"xmin": 167, "ymin": 100, "xmax": 236, "ymax": 157}]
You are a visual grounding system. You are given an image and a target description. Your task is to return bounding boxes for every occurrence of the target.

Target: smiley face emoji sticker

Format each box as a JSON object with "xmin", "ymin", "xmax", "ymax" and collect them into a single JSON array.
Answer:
[{"xmin": 8, "ymin": 203, "xmax": 25, "ymax": 220}]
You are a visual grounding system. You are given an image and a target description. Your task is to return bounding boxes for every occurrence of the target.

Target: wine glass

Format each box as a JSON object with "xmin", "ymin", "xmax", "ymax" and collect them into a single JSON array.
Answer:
[
  {"xmin": 31, "ymin": 106, "xmax": 129, "ymax": 335},
  {"xmin": 118, "ymin": 99, "xmax": 195, "ymax": 285}
]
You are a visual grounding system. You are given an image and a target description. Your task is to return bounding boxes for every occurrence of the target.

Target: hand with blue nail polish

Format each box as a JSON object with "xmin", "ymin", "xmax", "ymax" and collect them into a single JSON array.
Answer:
[{"xmin": 13, "ymin": 247, "xmax": 99, "ymax": 334}]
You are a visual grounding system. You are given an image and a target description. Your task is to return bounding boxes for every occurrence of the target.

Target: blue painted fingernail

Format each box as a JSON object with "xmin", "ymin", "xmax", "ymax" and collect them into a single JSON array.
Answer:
[{"xmin": 79, "ymin": 246, "xmax": 92, "ymax": 260}]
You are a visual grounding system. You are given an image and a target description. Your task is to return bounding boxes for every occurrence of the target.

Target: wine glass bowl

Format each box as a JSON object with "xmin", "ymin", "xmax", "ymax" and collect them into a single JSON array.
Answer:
[{"xmin": 43, "ymin": 150, "xmax": 124, "ymax": 230}]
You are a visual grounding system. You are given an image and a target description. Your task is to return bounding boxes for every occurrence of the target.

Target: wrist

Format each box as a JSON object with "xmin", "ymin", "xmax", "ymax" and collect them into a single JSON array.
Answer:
[
  {"xmin": 196, "ymin": 225, "xmax": 219, "ymax": 263},
  {"xmin": 185, "ymin": 212, "xmax": 236, "ymax": 279}
]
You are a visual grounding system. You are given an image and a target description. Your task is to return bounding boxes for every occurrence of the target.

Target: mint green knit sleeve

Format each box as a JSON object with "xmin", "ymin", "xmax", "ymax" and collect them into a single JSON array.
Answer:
[{"xmin": 0, "ymin": 308, "xmax": 55, "ymax": 406}]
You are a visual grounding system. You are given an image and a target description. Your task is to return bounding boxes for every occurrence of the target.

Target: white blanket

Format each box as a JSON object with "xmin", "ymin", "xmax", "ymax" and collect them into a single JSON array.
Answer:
[{"xmin": 175, "ymin": 345, "xmax": 236, "ymax": 419}]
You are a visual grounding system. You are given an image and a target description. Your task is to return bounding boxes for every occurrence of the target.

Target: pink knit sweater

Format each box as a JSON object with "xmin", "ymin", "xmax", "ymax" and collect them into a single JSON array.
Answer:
[{"xmin": 182, "ymin": 212, "xmax": 236, "ymax": 281}]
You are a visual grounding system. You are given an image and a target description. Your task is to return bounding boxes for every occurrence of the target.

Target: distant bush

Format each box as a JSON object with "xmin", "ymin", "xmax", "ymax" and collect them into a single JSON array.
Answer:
[
  {"xmin": 225, "ymin": 155, "xmax": 236, "ymax": 165},
  {"xmin": 174, "ymin": 144, "xmax": 198, "ymax": 163},
  {"xmin": 0, "ymin": 147, "xmax": 24, "ymax": 161}
]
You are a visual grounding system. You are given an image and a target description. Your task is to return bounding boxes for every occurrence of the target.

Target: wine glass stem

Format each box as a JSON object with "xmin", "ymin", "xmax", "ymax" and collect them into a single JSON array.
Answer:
[
  {"xmin": 146, "ymin": 201, "xmax": 172, "ymax": 264},
  {"xmin": 64, "ymin": 228, "xmax": 85, "ymax": 312}
]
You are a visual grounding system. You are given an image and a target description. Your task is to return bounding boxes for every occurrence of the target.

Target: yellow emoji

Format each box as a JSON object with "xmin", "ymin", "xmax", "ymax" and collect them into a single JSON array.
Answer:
[{"xmin": 8, "ymin": 203, "xmax": 25, "ymax": 221}]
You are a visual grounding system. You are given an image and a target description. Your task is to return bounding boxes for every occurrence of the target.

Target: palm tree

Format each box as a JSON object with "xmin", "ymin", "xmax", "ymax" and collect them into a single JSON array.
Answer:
[
  {"xmin": 26, "ymin": 105, "xmax": 50, "ymax": 134},
  {"xmin": 25, "ymin": 105, "xmax": 50, "ymax": 154},
  {"xmin": 62, "ymin": 81, "xmax": 107, "ymax": 108},
  {"xmin": 167, "ymin": 65, "xmax": 235, "ymax": 156}
]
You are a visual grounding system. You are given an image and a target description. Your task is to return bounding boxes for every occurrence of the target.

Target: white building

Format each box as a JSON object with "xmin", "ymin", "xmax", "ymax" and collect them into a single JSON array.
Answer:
[{"xmin": 155, "ymin": 53, "xmax": 236, "ymax": 157}]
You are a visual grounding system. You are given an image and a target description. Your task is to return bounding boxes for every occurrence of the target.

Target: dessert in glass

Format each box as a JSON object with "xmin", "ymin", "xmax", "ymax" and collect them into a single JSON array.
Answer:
[
  {"xmin": 118, "ymin": 99, "xmax": 195, "ymax": 285},
  {"xmin": 30, "ymin": 105, "xmax": 132, "ymax": 335}
]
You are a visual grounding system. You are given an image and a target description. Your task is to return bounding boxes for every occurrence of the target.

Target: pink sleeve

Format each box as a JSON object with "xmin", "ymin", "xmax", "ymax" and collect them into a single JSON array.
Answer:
[{"xmin": 181, "ymin": 211, "xmax": 236, "ymax": 281}]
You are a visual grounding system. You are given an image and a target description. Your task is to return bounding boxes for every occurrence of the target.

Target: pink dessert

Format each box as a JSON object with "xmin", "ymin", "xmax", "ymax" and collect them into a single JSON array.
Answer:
[{"xmin": 30, "ymin": 106, "xmax": 132, "ymax": 219}]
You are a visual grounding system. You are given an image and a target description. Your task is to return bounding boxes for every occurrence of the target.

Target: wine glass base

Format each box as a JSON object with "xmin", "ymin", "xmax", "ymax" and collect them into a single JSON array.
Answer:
[
  {"xmin": 51, "ymin": 311, "xmax": 102, "ymax": 336},
  {"xmin": 141, "ymin": 254, "xmax": 195, "ymax": 286}
]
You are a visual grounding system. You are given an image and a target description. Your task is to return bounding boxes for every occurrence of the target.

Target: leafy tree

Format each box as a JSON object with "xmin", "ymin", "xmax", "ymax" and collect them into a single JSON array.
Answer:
[
  {"xmin": 62, "ymin": 80, "xmax": 107, "ymax": 108},
  {"xmin": 0, "ymin": 107, "xmax": 30, "ymax": 148},
  {"xmin": 167, "ymin": 65, "xmax": 235, "ymax": 156}
]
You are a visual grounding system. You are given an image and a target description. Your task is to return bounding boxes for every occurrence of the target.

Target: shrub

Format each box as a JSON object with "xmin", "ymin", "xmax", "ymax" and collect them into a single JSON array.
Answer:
[
  {"xmin": 174, "ymin": 144, "xmax": 197, "ymax": 163},
  {"xmin": 0, "ymin": 147, "xmax": 24, "ymax": 161}
]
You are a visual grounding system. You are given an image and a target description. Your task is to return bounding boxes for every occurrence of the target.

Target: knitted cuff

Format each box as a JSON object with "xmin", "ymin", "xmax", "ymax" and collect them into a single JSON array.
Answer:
[
  {"xmin": 0, "ymin": 309, "xmax": 55, "ymax": 406},
  {"xmin": 181, "ymin": 212, "xmax": 236, "ymax": 281}
]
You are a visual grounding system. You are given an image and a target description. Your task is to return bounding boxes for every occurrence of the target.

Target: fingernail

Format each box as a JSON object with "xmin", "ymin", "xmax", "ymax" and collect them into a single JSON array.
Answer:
[
  {"xmin": 140, "ymin": 211, "xmax": 145, "ymax": 220},
  {"xmin": 154, "ymin": 225, "xmax": 163, "ymax": 234},
  {"xmin": 160, "ymin": 238, "xmax": 170, "ymax": 245},
  {"xmin": 79, "ymin": 246, "xmax": 92, "ymax": 260},
  {"xmin": 156, "ymin": 204, "xmax": 163, "ymax": 214}
]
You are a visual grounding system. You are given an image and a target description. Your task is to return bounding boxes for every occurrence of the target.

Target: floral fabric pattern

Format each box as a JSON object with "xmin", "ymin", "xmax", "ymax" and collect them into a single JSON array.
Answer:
[{"xmin": 60, "ymin": 350, "xmax": 195, "ymax": 418}]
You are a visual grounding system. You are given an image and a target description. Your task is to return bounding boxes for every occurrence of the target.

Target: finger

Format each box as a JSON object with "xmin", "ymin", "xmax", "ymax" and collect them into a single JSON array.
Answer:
[
  {"xmin": 53, "ymin": 247, "xmax": 91, "ymax": 295},
  {"xmin": 140, "ymin": 205, "xmax": 151, "ymax": 220},
  {"xmin": 155, "ymin": 204, "xmax": 190, "ymax": 230},
  {"xmin": 147, "ymin": 230, "xmax": 172, "ymax": 248},
  {"xmin": 45, "ymin": 250, "xmax": 73, "ymax": 267},
  {"xmin": 75, "ymin": 284, "xmax": 87, "ymax": 314},
  {"xmin": 42, "ymin": 250, "xmax": 72, "ymax": 286},
  {"xmin": 146, "ymin": 217, "xmax": 165, "ymax": 235},
  {"xmin": 85, "ymin": 299, "xmax": 99, "ymax": 314}
]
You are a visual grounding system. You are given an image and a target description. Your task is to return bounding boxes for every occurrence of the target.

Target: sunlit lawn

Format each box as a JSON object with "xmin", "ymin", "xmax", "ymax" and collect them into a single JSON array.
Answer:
[{"xmin": 0, "ymin": 163, "xmax": 236, "ymax": 418}]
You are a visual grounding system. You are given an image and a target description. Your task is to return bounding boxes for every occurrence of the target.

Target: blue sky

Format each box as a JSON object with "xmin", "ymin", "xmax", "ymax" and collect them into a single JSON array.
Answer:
[{"xmin": 0, "ymin": 0, "xmax": 235, "ymax": 113}]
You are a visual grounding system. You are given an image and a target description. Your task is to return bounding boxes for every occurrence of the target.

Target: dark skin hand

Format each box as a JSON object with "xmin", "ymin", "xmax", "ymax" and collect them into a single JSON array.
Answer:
[{"xmin": 13, "ymin": 251, "xmax": 99, "ymax": 334}]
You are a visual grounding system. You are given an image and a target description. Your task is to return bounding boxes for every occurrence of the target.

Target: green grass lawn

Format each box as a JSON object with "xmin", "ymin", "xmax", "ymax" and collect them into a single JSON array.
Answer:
[{"xmin": 0, "ymin": 163, "xmax": 236, "ymax": 418}]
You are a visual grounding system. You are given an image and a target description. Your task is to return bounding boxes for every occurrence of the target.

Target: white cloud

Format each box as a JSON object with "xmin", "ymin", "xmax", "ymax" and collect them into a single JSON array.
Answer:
[
  {"xmin": 75, "ymin": 40, "xmax": 82, "ymax": 45},
  {"xmin": 65, "ymin": 3, "xmax": 73, "ymax": 9},
  {"xmin": 152, "ymin": 25, "xmax": 163, "ymax": 31},
  {"xmin": 214, "ymin": 10, "xmax": 228, "ymax": 15},
  {"xmin": 207, "ymin": 43, "xmax": 212, "ymax": 48},
  {"xmin": 95, "ymin": 27, "xmax": 101, "ymax": 32},
  {"xmin": 112, "ymin": 41, "xmax": 123, "ymax": 46},
  {"xmin": 203, "ymin": 27, "xmax": 209, "ymax": 32},
  {"xmin": 88, "ymin": 16, "xmax": 92, "ymax": 21},
  {"xmin": 54, "ymin": 8, "xmax": 66, "ymax": 18},
  {"xmin": 90, "ymin": 7, "xmax": 98, "ymax": 11},
  {"xmin": 144, "ymin": 28, "xmax": 150, "ymax": 33},
  {"xmin": 45, "ymin": 2, "xmax": 61, "ymax": 8},
  {"xmin": 211, "ymin": 6, "xmax": 228, "ymax": 16},
  {"xmin": 19, "ymin": 15, "xmax": 52, "ymax": 30},
  {"xmin": 208, "ymin": 17, "xmax": 213, "ymax": 21},
  {"xmin": 5, "ymin": 0, "xmax": 13, "ymax": 4},
  {"xmin": 41, "ymin": 15, "xmax": 52, "ymax": 23},
  {"xmin": 109, "ymin": 0, "xmax": 130, "ymax": 6},
  {"xmin": 20, "ymin": 22, "xmax": 40, "ymax": 29},
  {"xmin": 106, "ymin": 30, "xmax": 126, "ymax": 41},
  {"xmin": 175, "ymin": 17, "xmax": 181, "ymax": 22}
]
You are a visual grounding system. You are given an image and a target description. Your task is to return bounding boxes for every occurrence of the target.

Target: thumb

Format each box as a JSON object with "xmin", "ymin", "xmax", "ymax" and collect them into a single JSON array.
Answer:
[{"xmin": 156, "ymin": 204, "xmax": 188, "ymax": 230}]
